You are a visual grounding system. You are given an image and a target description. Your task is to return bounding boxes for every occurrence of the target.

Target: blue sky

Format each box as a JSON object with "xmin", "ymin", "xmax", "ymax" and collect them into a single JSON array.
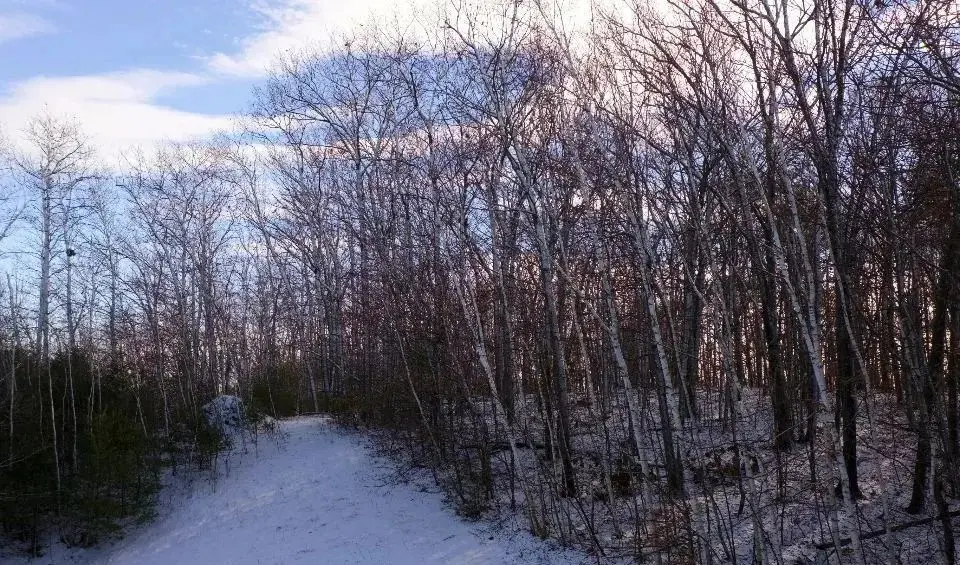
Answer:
[
  {"xmin": 2, "ymin": 0, "xmax": 264, "ymax": 114},
  {"xmin": 0, "ymin": 0, "xmax": 429, "ymax": 161},
  {"xmin": 1, "ymin": 1, "xmax": 251, "ymax": 83}
]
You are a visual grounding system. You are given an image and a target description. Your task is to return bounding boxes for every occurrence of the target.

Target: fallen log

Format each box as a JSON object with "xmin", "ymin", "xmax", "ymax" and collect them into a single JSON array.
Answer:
[{"xmin": 814, "ymin": 509, "xmax": 960, "ymax": 550}]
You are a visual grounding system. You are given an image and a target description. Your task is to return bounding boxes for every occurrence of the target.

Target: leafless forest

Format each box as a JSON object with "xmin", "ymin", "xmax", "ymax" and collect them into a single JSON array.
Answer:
[{"xmin": 1, "ymin": 0, "xmax": 959, "ymax": 562}]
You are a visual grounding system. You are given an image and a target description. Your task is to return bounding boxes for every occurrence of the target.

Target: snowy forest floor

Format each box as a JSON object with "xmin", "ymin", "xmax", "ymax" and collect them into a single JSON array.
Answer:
[{"xmin": 2, "ymin": 416, "xmax": 590, "ymax": 565}]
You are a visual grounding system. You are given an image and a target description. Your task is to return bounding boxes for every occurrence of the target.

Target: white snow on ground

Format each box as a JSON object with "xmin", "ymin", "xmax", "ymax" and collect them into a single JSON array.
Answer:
[{"xmin": 8, "ymin": 416, "xmax": 586, "ymax": 565}]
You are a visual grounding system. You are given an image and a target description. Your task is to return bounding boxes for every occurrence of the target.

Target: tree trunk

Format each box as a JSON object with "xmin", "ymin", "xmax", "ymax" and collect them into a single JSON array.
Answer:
[
  {"xmin": 908, "ymin": 216, "xmax": 958, "ymax": 512},
  {"xmin": 534, "ymin": 211, "xmax": 577, "ymax": 498}
]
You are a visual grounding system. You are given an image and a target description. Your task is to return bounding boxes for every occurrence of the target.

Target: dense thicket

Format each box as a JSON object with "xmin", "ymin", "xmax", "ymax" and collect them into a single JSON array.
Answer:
[
  {"xmin": 3, "ymin": 349, "xmax": 167, "ymax": 551},
  {"xmin": 2, "ymin": 0, "xmax": 959, "ymax": 561}
]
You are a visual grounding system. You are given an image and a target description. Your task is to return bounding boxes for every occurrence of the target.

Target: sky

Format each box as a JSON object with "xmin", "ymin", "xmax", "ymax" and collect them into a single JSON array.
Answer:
[{"xmin": 0, "ymin": 0, "xmax": 429, "ymax": 163}]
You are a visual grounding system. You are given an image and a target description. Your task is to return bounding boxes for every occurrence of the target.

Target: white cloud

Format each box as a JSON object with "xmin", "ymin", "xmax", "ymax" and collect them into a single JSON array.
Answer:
[
  {"xmin": 0, "ymin": 69, "xmax": 235, "ymax": 164},
  {"xmin": 204, "ymin": 0, "xmax": 603, "ymax": 78},
  {"xmin": 0, "ymin": 0, "xmax": 599, "ymax": 164},
  {"xmin": 206, "ymin": 0, "xmax": 434, "ymax": 77},
  {"xmin": 0, "ymin": 12, "xmax": 55, "ymax": 44}
]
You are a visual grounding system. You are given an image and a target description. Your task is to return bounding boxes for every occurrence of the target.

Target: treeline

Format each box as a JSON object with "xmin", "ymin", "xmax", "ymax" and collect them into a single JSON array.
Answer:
[
  {"xmin": 2, "ymin": 0, "xmax": 959, "ymax": 561},
  {"xmin": 0, "ymin": 130, "xmax": 249, "ymax": 552}
]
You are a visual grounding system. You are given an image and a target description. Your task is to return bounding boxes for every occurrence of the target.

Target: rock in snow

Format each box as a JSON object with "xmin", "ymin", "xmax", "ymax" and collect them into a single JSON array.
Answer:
[
  {"xmin": 202, "ymin": 395, "xmax": 245, "ymax": 434},
  {"xmin": 6, "ymin": 416, "xmax": 585, "ymax": 565}
]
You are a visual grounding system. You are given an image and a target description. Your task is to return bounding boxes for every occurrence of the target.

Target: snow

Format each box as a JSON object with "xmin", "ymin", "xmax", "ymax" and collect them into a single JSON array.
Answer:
[{"xmin": 7, "ymin": 416, "xmax": 586, "ymax": 565}]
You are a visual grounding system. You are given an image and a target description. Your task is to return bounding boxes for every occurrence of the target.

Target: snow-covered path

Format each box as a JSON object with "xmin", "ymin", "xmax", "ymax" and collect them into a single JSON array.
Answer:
[{"xmin": 37, "ymin": 416, "xmax": 581, "ymax": 565}]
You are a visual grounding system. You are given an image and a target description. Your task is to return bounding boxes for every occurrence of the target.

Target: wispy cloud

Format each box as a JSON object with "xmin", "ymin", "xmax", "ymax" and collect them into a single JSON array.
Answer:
[
  {"xmin": 0, "ymin": 12, "xmax": 56, "ymax": 44},
  {"xmin": 205, "ymin": 0, "xmax": 433, "ymax": 78},
  {"xmin": 203, "ymin": 0, "xmax": 600, "ymax": 78},
  {"xmin": 0, "ymin": 69, "xmax": 234, "ymax": 163}
]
